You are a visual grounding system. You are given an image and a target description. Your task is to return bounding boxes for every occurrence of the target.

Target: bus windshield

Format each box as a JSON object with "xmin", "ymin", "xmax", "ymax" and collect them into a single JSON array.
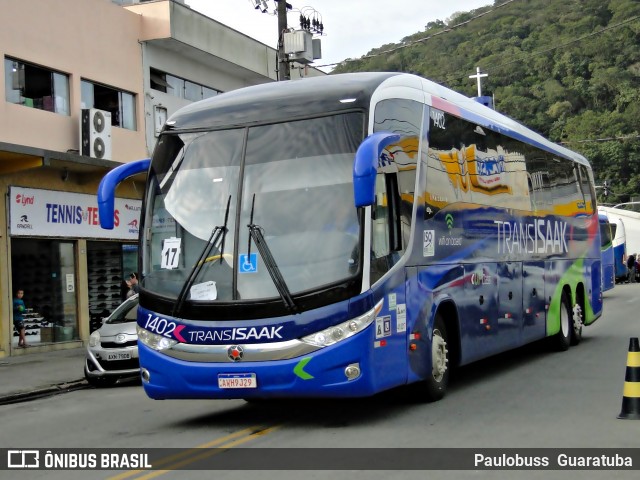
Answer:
[{"xmin": 143, "ymin": 112, "xmax": 364, "ymax": 305}]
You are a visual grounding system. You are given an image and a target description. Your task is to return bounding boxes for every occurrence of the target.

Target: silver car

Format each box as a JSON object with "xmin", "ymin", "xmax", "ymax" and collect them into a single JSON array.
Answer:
[{"xmin": 84, "ymin": 294, "xmax": 139, "ymax": 387}]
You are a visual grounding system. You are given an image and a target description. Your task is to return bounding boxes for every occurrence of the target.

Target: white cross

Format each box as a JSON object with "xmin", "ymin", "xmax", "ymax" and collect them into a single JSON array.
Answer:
[{"xmin": 469, "ymin": 67, "xmax": 488, "ymax": 97}]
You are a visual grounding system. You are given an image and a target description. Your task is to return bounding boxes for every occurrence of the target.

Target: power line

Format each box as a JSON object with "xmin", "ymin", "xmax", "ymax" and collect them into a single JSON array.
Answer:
[
  {"xmin": 439, "ymin": 13, "xmax": 640, "ymax": 87},
  {"xmin": 477, "ymin": 14, "xmax": 640, "ymax": 73},
  {"xmin": 560, "ymin": 135, "xmax": 640, "ymax": 145},
  {"xmin": 311, "ymin": 0, "xmax": 640, "ymax": 154},
  {"xmin": 317, "ymin": 0, "xmax": 639, "ymax": 90},
  {"xmin": 314, "ymin": 0, "xmax": 519, "ymax": 69}
]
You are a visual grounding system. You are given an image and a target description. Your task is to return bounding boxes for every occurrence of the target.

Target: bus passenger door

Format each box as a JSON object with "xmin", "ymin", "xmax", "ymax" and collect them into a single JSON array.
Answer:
[
  {"xmin": 368, "ymin": 165, "xmax": 410, "ymax": 392},
  {"xmin": 370, "ymin": 269, "xmax": 409, "ymax": 392},
  {"xmin": 522, "ymin": 261, "xmax": 546, "ymax": 343},
  {"xmin": 496, "ymin": 261, "xmax": 523, "ymax": 350}
]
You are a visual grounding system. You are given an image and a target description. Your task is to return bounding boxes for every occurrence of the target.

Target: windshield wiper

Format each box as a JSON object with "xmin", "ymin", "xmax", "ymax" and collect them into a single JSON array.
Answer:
[
  {"xmin": 247, "ymin": 194, "xmax": 297, "ymax": 312},
  {"xmin": 173, "ymin": 195, "xmax": 232, "ymax": 317}
]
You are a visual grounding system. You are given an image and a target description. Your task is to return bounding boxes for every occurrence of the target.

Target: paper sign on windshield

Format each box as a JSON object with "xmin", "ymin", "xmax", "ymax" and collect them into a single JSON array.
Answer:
[
  {"xmin": 190, "ymin": 281, "xmax": 218, "ymax": 301},
  {"xmin": 161, "ymin": 237, "xmax": 181, "ymax": 269}
]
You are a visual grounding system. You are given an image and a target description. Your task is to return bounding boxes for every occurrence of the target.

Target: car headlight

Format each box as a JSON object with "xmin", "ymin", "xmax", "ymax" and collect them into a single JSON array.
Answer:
[
  {"xmin": 301, "ymin": 299, "xmax": 383, "ymax": 348},
  {"xmin": 136, "ymin": 325, "xmax": 178, "ymax": 351},
  {"xmin": 89, "ymin": 330, "xmax": 100, "ymax": 347}
]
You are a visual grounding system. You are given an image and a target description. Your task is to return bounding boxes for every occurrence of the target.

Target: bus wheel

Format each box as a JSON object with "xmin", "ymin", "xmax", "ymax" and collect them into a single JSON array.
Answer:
[
  {"xmin": 552, "ymin": 292, "xmax": 572, "ymax": 351},
  {"xmin": 570, "ymin": 303, "xmax": 583, "ymax": 346},
  {"xmin": 417, "ymin": 314, "xmax": 449, "ymax": 402}
]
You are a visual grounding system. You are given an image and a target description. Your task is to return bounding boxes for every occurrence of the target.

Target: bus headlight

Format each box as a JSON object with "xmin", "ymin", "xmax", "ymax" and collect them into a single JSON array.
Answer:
[
  {"xmin": 301, "ymin": 300, "xmax": 383, "ymax": 348},
  {"xmin": 137, "ymin": 325, "xmax": 178, "ymax": 351}
]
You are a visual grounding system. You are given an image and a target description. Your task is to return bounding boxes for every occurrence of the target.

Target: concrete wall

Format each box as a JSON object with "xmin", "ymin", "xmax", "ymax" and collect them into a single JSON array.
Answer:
[
  {"xmin": 1, "ymin": 0, "xmax": 325, "ymax": 160},
  {"xmin": 0, "ymin": 0, "xmax": 148, "ymax": 162}
]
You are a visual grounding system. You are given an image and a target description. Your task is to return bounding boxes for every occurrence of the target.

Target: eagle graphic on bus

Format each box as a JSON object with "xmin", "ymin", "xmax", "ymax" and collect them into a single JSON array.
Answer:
[{"xmin": 437, "ymin": 144, "xmax": 513, "ymax": 197}]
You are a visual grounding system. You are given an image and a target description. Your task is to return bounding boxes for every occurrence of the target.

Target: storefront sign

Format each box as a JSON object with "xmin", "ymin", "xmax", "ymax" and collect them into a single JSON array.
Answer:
[{"xmin": 9, "ymin": 186, "xmax": 141, "ymax": 240}]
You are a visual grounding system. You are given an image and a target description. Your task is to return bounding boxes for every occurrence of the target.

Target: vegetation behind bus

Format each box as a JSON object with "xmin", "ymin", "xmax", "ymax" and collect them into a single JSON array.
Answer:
[{"xmin": 333, "ymin": 0, "xmax": 640, "ymax": 205}]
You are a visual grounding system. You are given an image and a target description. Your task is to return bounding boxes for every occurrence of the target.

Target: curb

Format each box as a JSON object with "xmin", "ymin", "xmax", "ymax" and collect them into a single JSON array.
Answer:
[{"xmin": 0, "ymin": 379, "xmax": 88, "ymax": 406}]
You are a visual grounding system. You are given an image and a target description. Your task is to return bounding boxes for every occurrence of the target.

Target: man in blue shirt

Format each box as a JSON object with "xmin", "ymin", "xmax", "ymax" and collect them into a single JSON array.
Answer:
[
  {"xmin": 129, "ymin": 273, "xmax": 140, "ymax": 294},
  {"xmin": 13, "ymin": 289, "xmax": 28, "ymax": 348}
]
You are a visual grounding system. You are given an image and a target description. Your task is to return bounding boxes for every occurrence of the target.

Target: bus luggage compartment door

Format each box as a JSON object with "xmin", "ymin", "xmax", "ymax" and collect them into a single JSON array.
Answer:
[
  {"xmin": 522, "ymin": 261, "xmax": 546, "ymax": 343},
  {"xmin": 495, "ymin": 261, "xmax": 523, "ymax": 351}
]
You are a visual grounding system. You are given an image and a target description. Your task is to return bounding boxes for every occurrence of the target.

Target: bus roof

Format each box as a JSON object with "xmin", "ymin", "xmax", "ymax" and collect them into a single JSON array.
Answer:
[
  {"xmin": 166, "ymin": 72, "xmax": 398, "ymax": 130},
  {"xmin": 164, "ymin": 72, "xmax": 589, "ymax": 166},
  {"xmin": 412, "ymin": 75, "xmax": 590, "ymax": 166}
]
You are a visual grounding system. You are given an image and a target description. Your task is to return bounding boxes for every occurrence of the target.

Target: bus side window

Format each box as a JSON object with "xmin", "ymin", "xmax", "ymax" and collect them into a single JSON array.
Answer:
[
  {"xmin": 578, "ymin": 164, "xmax": 595, "ymax": 213},
  {"xmin": 371, "ymin": 98, "xmax": 421, "ymax": 283},
  {"xmin": 525, "ymin": 156, "xmax": 552, "ymax": 212},
  {"xmin": 371, "ymin": 172, "xmax": 402, "ymax": 282},
  {"xmin": 527, "ymin": 174, "xmax": 537, "ymax": 211},
  {"xmin": 372, "ymin": 174, "xmax": 391, "ymax": 259}
]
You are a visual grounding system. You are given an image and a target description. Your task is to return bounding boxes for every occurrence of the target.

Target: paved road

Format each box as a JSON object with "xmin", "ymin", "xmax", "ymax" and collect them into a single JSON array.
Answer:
[{"xmin": 1, "ymin": 285, "xmax": 639, "ymax": 479}]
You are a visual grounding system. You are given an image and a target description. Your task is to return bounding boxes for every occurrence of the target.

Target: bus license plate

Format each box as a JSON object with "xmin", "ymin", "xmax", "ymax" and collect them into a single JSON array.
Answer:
[
  {"xmin": 106, "ymin": 352, "xmax": 131, "ymax": 361},
  {"xmin": 218, "ymin": 373, "xmax": 257, "ymax": 389}
]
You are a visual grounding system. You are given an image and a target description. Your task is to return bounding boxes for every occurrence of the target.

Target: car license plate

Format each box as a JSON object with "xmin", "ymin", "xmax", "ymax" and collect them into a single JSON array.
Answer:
[
  {"xmin": 106, "ymin": 351, "xmax": 131, "ymax": 361},
  {"xmin": 218, "ymin": 373, "xmax": 257, "ymax": 389}
]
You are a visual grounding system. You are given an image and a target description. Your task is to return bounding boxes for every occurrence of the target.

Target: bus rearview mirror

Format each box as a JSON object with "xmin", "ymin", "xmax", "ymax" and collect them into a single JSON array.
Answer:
[{"xmin": 353, "ymin": 132, "xmax": 400, "ymax": 208}]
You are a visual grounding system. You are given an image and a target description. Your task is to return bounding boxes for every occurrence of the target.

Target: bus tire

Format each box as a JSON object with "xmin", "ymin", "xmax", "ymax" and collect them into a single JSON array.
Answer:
[
  {"xmin": 552, "ymin": 291, "xmax": 572, "ymax": 351},
  {"xmin": 417, "ymin": 313, "xmax": 449, "ymax": 402}
]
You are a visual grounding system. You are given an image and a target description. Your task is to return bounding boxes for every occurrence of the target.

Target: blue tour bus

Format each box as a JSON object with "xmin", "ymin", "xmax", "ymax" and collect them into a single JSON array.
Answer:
[
  {"xmin": 609, "ymin": 216, "xmax": 629, "ymax": 283},
  {"xmin": 598, "ymin": 213, "xmax": 615, "ymax": 291},
  {"xmin": 97, "ymin": 73, "xmax": 602, "ymax": 402},
  {"xmin": 598, "ymin": 206, "xmax": 628, "ymax": 282},
  {"xmin": 611, "ymin": 216, "xmax": 628, "ymax": 282}
]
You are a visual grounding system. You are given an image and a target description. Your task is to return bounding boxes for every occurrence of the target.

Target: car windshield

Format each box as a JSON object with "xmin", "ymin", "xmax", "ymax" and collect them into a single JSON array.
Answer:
[
  {"xmin": 105, "ymin": 296, "xmax": 139, "ymax": 324},
  {"xmin": 143, "ymin": 112, "xmax": 364, "ymax": 304}
]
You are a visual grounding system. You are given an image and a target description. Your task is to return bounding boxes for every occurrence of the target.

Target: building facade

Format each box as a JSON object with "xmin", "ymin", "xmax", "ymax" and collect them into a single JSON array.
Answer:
[{"xmin": 0, "ymin": 0, "xmax": 324, "ymax": 357}]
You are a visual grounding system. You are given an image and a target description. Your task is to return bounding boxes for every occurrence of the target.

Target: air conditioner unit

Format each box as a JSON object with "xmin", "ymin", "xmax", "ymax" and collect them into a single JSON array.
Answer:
[{"xmin": 80, "ymin": 108, "xmax": 112, "ymax": 160}]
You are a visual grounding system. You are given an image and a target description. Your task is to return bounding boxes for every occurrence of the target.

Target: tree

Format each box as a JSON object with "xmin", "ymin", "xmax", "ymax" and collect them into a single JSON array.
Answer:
[{"xmin": 333, "ymin": 0, "xmax": 640, "ymax": 199}]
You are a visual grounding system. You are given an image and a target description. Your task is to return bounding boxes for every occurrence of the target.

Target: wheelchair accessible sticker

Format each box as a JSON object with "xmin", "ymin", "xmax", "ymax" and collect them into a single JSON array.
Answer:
[{"xmin": 239, "ymin": 253, "xmax": 258, "ymax": 273}]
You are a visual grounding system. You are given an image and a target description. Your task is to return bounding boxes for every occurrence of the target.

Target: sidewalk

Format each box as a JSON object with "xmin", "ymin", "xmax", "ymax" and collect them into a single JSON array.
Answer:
[{"xmin": 0, "ymin": 347, "xmax": 87, "ymax": 404}]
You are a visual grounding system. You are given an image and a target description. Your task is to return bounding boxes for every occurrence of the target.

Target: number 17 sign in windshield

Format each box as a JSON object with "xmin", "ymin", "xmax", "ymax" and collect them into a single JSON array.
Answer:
[{"xmin": 161, "ymin": 237, "xmax": 181, "ymax": 269}]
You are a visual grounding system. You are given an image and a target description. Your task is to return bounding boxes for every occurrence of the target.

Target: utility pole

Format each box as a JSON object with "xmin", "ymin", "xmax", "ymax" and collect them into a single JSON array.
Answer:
[
  {"xmin": 277, "ymin": 0, "xmax": 290, "ymax": 81},
  {"xmin": 253, "ymin": 1, "xmax": 321, "ymax": 80}
]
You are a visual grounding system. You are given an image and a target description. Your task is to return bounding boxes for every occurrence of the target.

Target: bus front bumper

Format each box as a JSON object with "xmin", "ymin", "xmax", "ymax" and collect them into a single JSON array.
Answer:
[{"xmin": 138, "ymin": 332, "xmax": 380, "ymax": 400}]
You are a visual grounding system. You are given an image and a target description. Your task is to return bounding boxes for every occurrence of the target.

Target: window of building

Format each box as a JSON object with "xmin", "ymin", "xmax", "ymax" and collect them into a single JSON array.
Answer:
[
  {"xmin": 184, "ymin": 80, "xmax": 201, "ymax": 101},
  {"xmin": 150, "ymin": 68, "xmax": 221, "ymax": 101},
  {"xmin": 166, "ymin": 75, "xmax": 185, "ymax": 99},
  {"xmin": 4, "ymin": 57, "xmax": 70, "ymax": 115},
  {"xmin": 81, "ymin": 79, "xmax": 136, "ymax": 130},
  {"xmin": 11, "ymin": 239, "xmax": 78, "ymax": 346},
  {"xmin": 202, "ymin": 86, "xmax": 220, "ymax": 100}
]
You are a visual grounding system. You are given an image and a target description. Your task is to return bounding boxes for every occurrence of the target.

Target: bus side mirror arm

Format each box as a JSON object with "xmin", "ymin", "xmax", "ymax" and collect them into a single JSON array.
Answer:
[
  {"xmin": 97, "ymin": 158, "xmax": 150, "ymax": 229},
  {"xmin": 353, "ymin": 132, "xmax": 401, "ymax": 208}
]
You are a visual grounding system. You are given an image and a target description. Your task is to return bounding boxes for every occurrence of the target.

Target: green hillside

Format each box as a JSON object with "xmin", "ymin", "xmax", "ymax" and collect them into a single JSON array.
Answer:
[{"xmin": 333, "ymin": 0, "xmax": 640, "ymax": 204}]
